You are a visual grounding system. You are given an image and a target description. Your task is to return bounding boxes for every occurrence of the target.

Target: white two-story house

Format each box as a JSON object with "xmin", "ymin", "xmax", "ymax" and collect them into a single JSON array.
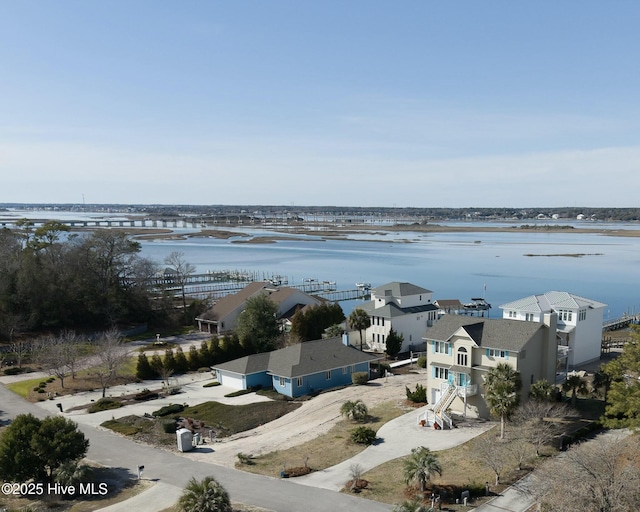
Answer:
[
  {"xmin": 357, "ymin": 282, "xmax": 439, "ymax": 353},
  {"xmin": 422, "ymin": 314, "xmax": 558, "ymax": 427},
  {"xmin": 499, "ymin": 291, "xmax": 606, "ymax": 368}
]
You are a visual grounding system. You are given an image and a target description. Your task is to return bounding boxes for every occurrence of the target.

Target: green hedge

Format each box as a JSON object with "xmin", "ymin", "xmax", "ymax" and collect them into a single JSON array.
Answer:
[
  {"xmin": 351, "ymin": 372, "xmax": 369, "ymax": 385},
  {"xmin": 152, "ymin": 403, "xmax": 185, "ymax": 417},
  {"xmin": 406, "ymin": 383, "xmax": 427, "ymax": 403},
  {"xmin": 351, "ymin": 426, "xmax": 376, "ymax": 445},
  {"xmin": 88, "ymin": 398, "xmax": 123, "ymax": 414}
]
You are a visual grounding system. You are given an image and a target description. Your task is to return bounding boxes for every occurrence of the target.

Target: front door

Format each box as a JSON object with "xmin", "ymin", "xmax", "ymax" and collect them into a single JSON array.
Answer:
[{"xmin": 432, "ymin": 387, "xmax": 441, "ymax": 405}]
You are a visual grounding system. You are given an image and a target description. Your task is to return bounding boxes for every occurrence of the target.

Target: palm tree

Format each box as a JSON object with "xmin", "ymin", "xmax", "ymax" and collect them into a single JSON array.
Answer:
[
  {"xmin": 529, "ymin": 379, "xmax": 556, "ymax": 402},
  {"xmin": 403, "ymin": 446, "xmax": 443, "ymax": 493},
  {"xmin": 340, "ymin": 399, "xmax": 368, "ymax": 422},
  {"xmin": 178, "ymin": 476, "xmax": 232, "ymax": 512},
  {"xmin": 348, "ymin": 308, "xmax": 370, "ymax": 351},
  {"xmin": 562, "ymin": 373, "xmax": 589, "ymax": 407},
  {"xmin": 484, "ymin": 362, "xmax": 522, "ymax": 439},
  {"xmin": 53, "ymin": 460, "xmax": 93, "ymax": 487},
  {"xmin": 591, "ymin": 369, "xmax": 612, "ymax": 400}
]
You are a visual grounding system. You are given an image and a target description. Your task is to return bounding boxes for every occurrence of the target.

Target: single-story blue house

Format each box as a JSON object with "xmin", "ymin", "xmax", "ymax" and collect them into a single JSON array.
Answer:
[{"xmin": 213, "ymin": 335, "xmax": 381, "ymax": 398}]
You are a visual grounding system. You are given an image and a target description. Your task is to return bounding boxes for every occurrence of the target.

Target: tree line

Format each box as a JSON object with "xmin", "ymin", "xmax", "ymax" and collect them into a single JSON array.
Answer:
[{"xmin": 0, "ymin": 223, "xmax": 206, "ymax": 341}]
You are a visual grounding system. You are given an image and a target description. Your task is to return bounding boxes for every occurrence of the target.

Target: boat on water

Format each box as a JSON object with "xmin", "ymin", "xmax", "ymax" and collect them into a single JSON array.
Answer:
[{"xmin": 463, "ymin": 298, "xmax": 491, "ymax": 311}]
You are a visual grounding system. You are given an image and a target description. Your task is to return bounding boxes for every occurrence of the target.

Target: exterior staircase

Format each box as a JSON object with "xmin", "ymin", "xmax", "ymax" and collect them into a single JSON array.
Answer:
[
  {"xmin": 417, "ymin": 381, "xmax": 479, "ymax": 430},
  {"xmin": 418, "ymin": 383, "xmax": 457, "ymax": 430}
]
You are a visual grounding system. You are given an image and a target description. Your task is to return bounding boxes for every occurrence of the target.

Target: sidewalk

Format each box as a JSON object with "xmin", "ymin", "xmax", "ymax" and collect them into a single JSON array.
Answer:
[{"xmin": 295, "ymin": 407, "xmax": 492, "ymax": 491}]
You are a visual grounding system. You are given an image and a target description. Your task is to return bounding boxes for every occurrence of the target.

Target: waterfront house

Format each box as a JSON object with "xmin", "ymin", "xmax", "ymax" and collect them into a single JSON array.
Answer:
[
  {"xmin": 356, "ymin": 282, "xmax": 439, "ymax": 353},
  {"xmin": 213, "ymin": 335, "xmax": 381, "ymax": 398},
  {"xmin": 422, "ymin": 314, "xmax": 557, "ymax": 427},
  {"xmin": 195, "ymin": 282, "xmax": 324, "ymax": 334},
  {"xmin": 499, "ymin": 291, "xmax": 607, "ymax": 368}
]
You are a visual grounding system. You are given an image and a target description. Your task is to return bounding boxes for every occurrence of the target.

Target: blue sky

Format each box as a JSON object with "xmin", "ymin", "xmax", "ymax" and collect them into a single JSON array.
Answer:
[{"xmin": 1, "ymin": 1, "xmax": 639, "ymax": 207}]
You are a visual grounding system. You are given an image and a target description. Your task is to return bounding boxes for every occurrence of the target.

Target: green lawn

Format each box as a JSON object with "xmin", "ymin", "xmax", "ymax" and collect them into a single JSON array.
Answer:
[
  {"xmin": 6, "ymin": 377, "xmax": 46, "ymax": 398},
  {"xmin": 181, "ymin": 400, "xmax": 302, "ymax": 437}
]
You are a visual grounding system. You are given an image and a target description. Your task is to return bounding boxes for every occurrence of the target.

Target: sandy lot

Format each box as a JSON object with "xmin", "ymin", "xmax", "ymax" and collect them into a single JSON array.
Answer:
[{"xmin": 188, "ymin": 371, "xmax": 427, "ymax": 467}]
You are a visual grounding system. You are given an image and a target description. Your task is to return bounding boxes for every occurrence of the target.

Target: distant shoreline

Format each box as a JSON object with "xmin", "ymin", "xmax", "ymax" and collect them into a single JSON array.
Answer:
[{"xmin": 112, "ymin": 222, "xmax": 640, "ymax": 243}]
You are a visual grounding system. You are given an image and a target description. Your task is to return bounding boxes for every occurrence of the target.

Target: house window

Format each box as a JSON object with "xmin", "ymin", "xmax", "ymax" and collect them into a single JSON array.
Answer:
[
  {"xmin": 457, "ymin": 347, "xmax": 468, "ymax": 366},
  {"xmin": 381, "ymin": 334, "xmax": 385, "ymax": 344},
  {"xmin": 434, "ymin": 366, "xmax": 449, "ymax": 380},
  {"xmin": 382, "ymin": 318, "xmax": 385, "ymax": 326},
  {"xmin": 579, "ymin": 309, "xmax": 587, "ymax": 321},
  {"xmin": 488, "ymin": 349, "xmax": 507, "ymax": 359},
  {"xmin": 525, "ymin": 313, "xmax": 534, "ymax": 321},
  {"xmin": 558, "ymin": 309, "xmax": 573, "ymax": 322},
  {"xmin": 342, "ymin": 367, "xmax": 348, "ymax": 374},
  {"xmin": 297, "ymin": 377, "xmax": 303, "ymax": 386},
  {"xmin": 279, "ymin": 377, "xmax": 285, "ymax": 387},
  {"xmin": 325, "ymin": 370, "xmax": 331, "ymax": 380},
  {"xmin": 433, "ymin": 341, "xmax": 449, "ymax": 354}
]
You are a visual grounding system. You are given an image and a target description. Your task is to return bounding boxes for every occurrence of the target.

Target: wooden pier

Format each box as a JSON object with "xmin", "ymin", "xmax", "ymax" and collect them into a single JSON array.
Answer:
[
  {"xmin": 602, "ymin": 313, "xmax": 640, "ymax": 332},
  {"xmin": 151, "ymin": 269, "xmax": 368, "ymax": 303}
]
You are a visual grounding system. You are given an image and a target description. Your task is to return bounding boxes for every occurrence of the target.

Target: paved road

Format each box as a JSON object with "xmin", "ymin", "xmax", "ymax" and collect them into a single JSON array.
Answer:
[{"xmin": 0, "ymin": 383, "xmax": 393, "ymax": 512}]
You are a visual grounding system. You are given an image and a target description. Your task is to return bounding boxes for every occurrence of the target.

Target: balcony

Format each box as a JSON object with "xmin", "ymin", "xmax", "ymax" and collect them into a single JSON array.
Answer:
[{"xmin": 456, "ymin": 384, "xmax": 478, "ymax": 397}]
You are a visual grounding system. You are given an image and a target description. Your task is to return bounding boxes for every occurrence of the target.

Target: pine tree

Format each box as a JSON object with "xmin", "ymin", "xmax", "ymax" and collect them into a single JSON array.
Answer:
[
  {"xmin": 136, "ymin": 353, "xmax": 155, "ymax": 380},
  {"xmin": 174, "ymin": 346, "xmax": 189, "ymax": 374},
  {"xmin": 188, "ymin": 344, "xmax": 201, "ymax": 371}
]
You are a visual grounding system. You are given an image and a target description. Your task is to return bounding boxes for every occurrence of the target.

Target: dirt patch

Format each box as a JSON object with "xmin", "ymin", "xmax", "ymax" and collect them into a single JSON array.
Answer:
[
  {"xmin": 192, "ymin": 372, "xmax": 428, "ymax": 468},
  {"xmin": 0, "ymin": 464, "xmax": 148, "ymax": 512}
]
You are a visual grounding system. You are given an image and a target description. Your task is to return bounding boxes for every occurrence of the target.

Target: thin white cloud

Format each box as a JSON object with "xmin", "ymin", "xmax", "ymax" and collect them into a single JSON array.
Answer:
[{"xmin": 1, "ymin": 139, "xmax": 638, "ymax": 207}]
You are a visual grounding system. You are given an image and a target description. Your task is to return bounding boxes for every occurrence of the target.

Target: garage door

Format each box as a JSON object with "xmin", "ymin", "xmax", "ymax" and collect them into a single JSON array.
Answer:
[{"xmin": 219, "ymin": 371, "xmax": 245, "ymax": 390}]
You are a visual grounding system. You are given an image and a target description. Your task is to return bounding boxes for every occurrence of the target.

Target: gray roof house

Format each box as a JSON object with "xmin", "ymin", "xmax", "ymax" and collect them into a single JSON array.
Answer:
[
  {"xmin": 500, "ymin": 291, "xmax": 607, "ymax": 367},
  {"xmin": 356, "ymin": 281, "xmax": 439, "ymax": 353},
  {"xmin": 213, "ymin": 336, "xmax": 381, "ymax": 398},
  {"xmin": 196, "ymin": 282, "xmax": 325, "ymax": 334},
  {"xmin": 421, "ymin": 313, "xmax": 558, "ymax": 427}
]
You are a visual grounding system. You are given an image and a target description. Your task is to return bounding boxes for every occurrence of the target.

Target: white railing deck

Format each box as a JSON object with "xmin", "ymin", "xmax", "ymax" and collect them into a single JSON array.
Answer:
[{"xmin": 418, "ymin": 382, "xmax": 478, "ymax": 430}]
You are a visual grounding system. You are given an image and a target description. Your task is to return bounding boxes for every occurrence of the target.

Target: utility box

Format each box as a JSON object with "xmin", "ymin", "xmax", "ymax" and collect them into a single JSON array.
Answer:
[{"xmin": 176, "ymin": 428, "xmax": 193, "ymax": 452}]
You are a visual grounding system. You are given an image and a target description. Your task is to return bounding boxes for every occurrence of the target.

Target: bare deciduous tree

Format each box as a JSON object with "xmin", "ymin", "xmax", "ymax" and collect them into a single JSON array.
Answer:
[
  {"xmin": 10, "ymin": 337, "xmax": 32, "ymax": 369},
  {"xmin": 35, "ymin": 332, "xmax": 76, "ymax": 388},
  {"xmin": 349, "ymin": 463, "xmax": 363, "ymax": 492},
  {"xmin": 529, "ymin": 432, "xmax": 640, "ymax": 512},
  {"xmin": 92, "ymin": 328, "xmax": 129, "ymax": 398},
  {"xmin": 511, "ymin": 400, "xmax": 571, "ymax": 456},
  {"xmin": 164, "ymin": 251, "xmax": 196, "ymax": 321},
  {"xmin": 472, "ymin": 432, "xmax": 510, "ymax": 485}
]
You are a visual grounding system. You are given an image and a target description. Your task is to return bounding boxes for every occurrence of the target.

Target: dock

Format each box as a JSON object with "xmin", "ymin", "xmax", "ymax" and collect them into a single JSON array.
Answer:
[{"xmin": 602, "ymin": 313, "xmax": 640, "ymax": 332}]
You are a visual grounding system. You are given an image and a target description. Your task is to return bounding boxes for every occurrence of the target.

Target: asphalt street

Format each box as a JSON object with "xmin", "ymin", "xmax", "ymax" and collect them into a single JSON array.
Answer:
[{"xmin": 0, "ymin": 381, "xmax": 393, "ymax": 512}]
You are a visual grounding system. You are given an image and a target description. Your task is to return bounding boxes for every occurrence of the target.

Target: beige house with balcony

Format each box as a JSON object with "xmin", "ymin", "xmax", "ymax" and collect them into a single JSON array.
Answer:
[{"xmin": 420, "ymin": 313, "xmax": 557, "ymax": 428}]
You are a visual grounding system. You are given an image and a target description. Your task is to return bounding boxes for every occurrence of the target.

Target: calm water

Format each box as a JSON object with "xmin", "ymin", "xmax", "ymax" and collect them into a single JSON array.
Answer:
[
  {"xmin": 5, "ymin": 209, "xmax": 638, "ymax": 319},
  {"xmin": 137, "ymin": 228, "xmax": 640, "ymax": 320}
]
